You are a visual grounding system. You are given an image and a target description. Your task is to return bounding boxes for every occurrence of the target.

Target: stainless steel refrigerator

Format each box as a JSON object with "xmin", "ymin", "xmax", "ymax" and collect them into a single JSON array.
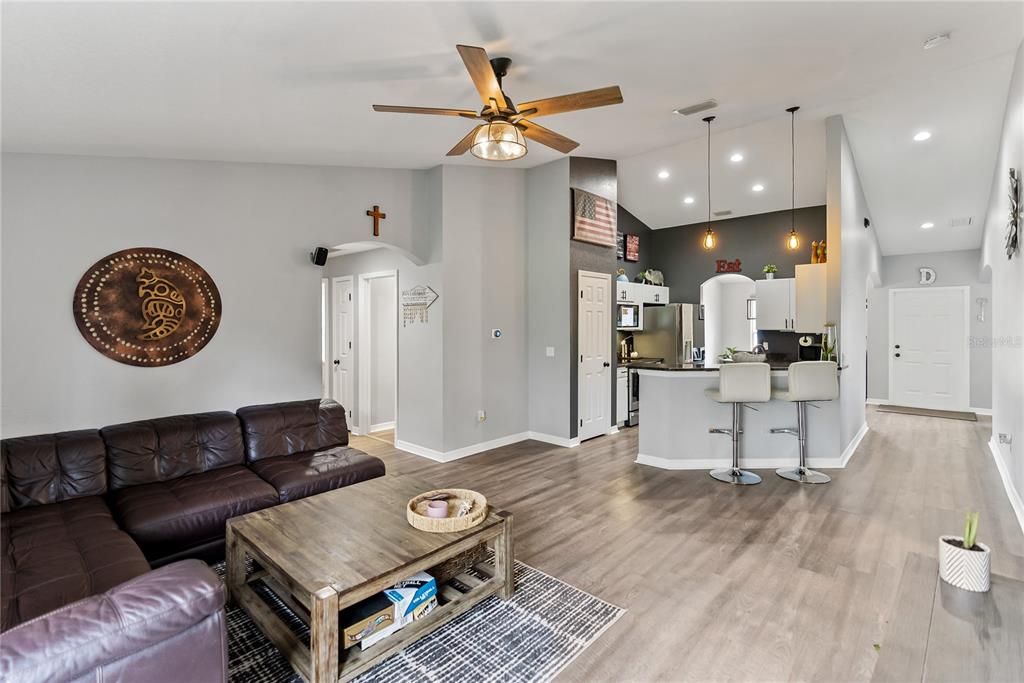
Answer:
[{"xmin": 633, "ymin": 303, "xmax": 696, "ymax": 365}]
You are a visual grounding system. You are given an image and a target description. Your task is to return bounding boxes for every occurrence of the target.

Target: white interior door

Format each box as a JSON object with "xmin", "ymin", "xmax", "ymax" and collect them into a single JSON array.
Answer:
[
  {"xmin": 331, "ymin": 277, "xmax": 355, "ymax": 425},
  {"xmin": 890, "ymin": 287, "xmax": 969, "ymax": 410},
  {"xmin": 578, "ymin": 271, "xmax": 611, "ymax": 441}
]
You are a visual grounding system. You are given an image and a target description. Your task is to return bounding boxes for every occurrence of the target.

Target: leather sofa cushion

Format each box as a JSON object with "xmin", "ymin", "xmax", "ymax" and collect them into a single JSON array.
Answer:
[
  {"xmin": 250, "ymin": 446, "xmax": 385, "ymax": 502},
  {"xmin": 1, "ymin": 496, "xmax": 149, "ymax": 630},
  {"xmin": 1, "ymin": 430, "xmax": 107, "ymax": 511},
  {"xmin": 237, "ymin": 399, "xmax": 348, "ymax": 463},
  {"xmin": 110, "ymin": 465, "xmax": 277, "ymax": 562},
  {"xmin": 102, "ymin": 411, "xmax": 245, "ymax": 489}
]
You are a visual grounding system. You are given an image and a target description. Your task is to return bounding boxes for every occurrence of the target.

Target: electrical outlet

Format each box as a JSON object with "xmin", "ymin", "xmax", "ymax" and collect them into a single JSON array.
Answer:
[
  {"xmin": 545, "ymin": 346, "xmax": 555, "ymax": 357},
  {"xmin": 998, "ymin": 433, "xmax": 1012, "ymax": 445},
  {"xmin": 477, "ymin": 410, "xmax": 487, "ymax": 423}
]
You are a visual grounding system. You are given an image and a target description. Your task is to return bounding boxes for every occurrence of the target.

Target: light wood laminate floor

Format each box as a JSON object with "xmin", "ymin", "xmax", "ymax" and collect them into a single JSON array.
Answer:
[{"xmin": 348, "ymin": 407, "xmax": 1024, "ymax": 682}]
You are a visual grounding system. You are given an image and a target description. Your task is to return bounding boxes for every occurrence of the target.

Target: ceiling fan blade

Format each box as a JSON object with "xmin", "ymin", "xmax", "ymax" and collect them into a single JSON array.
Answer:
[
  {"xmin": 456, "ymin": 44, "xmax": 508, "ymax": 111},
  {"xmin": 518, "ymin": 121, "xmax": 579, "ymax": 154},
  {"xmin": 516, "ymin": 86, "xmax": 623, "ymax": 118},
  {"xmin": 446, "ymin": 125, "xmax": 483, "ymax": 156},
  {"xmin": 373, "ymin": 105, "xmax": 478, "ymax": 118}
]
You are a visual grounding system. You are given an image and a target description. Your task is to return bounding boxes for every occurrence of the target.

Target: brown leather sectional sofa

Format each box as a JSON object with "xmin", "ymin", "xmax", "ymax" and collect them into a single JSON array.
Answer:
[{"xmin": 0, "ymin": 398, "xmax": 385, "ymax": 683}]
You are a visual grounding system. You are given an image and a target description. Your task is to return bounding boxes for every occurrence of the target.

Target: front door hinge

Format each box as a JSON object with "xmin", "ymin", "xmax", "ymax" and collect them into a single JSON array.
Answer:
[{"xmin": 348, "ymin": 341, "xmax": 352, "ymax": 349}]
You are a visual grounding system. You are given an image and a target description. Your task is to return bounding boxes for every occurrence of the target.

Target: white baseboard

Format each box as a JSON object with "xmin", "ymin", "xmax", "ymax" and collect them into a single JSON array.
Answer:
[
  {"xmin": 840, "ymin": 422, "xmax": 870, "ymax": 467},
  {"xmin": 606, "ymin": 426, "xmax": 619, "ymax": 435},
  {"xmin": 349, "ymin": 425, "xmax": 366, "ymax": 436},
  {"xmin": 369, "ymin": 421, "xmax": 395, "ymax": 433},
  {"xmin": 970, "ymin": 407, "xmax": 993, "ymax": 416},
  {"xmin": 525, "ymin": 431, "xmax": 580, "ymax": 448},
  {"xmin": 988, "ymin": 436, "xmax": 1024, "ymax": 540},
  {"xmin": 395, "ymin": 432, "xmax": 531, "ymax": 463},
  {"xmin": 866, "ymin": 398, "xmax": 888, "ymax": 406},
  {"xmin": 635, "ymin": 452, "xmax": 848, "ymax": 471}
]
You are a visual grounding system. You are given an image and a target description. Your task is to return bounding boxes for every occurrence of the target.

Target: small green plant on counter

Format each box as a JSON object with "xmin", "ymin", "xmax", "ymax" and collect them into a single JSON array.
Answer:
[
  {"xmin": 963, "ymin": 511, "xmax": 980, "ymax": 549},
  {"xmin": 762, "ymin": 264, "xmax": 778, "ymax": 274},
  {"xmin": 719, "ymin": 346, "xmax": 738, "ymax": 361}
]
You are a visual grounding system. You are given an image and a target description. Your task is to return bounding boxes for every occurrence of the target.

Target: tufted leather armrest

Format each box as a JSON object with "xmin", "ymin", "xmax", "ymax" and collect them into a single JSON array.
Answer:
[{"xmin": 0, "ymin": 559, "xmax": 227, "ymax": 683}]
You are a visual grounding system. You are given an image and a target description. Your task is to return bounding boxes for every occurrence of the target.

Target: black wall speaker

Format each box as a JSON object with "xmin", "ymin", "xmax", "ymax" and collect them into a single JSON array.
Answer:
[{"xmin": 310, "ymin": 247, "xmax": 329, "ymax": 266}]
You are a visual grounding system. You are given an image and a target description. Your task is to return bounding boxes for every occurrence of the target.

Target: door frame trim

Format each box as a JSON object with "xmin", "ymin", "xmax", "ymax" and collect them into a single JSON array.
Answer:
[
  {"xmin": 887, "ymin": 285, "xmax": 970, "ymax": 410},
  {"xmin": 577, "ymin": 269, "xmax": 612, "ymax": 442},
  {"xmin": 357, "ymin": 270, "xmax": 398, "ymax": 438},
  {"xmin": 330, "ymin": 276, "xmax": 355, "ymax": 430}
]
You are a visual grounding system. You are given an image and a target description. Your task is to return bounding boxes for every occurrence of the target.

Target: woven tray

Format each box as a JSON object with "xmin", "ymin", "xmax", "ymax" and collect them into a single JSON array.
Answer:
[{"xmin": 407, "ymin": 488, "xmax": 487, "ymax": 533}]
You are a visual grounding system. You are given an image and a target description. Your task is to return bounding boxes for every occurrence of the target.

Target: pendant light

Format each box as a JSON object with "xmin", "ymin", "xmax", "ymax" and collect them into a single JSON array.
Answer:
[
  {"xmin": 786, "ymin": 106, "xmax": 800, "ymax": 250},
  {"xmin": 702, "ymin": 115, "xmax": 716, "ymax": 250}
]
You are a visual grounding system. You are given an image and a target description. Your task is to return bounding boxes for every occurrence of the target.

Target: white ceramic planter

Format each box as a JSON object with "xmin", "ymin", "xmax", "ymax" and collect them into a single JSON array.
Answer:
[
  {"xmin": 764, "ymin": 273, "xmax": 775, "ymax": 280},
  {"xmin": 938, "ymin": 535, "xmax": 991, "ymax": 592}
]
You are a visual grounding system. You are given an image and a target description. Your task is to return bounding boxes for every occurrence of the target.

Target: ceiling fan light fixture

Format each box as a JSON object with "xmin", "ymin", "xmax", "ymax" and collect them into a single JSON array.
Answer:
[{"xmin": 471, "ymin": 120, "xmax": 527, "ymax": 161}]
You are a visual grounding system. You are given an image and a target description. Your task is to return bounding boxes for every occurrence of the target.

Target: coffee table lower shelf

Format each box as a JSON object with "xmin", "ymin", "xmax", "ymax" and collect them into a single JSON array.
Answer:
[{"xmin": 226, "ymin": 508, "xmax": 514, "ymax": 683}]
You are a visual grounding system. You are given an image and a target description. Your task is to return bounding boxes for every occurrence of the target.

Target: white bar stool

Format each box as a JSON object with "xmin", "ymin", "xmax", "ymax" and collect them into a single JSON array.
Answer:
[
  {"xmin": 770, "ymin": 361, "xmax": 839, "ymax": 484},
  {"xmin": 705, "ymin": 362, "xmax": 772, "ymax": 485}
]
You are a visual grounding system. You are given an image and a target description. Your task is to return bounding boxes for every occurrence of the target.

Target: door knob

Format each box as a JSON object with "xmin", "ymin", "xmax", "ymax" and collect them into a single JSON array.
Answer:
[
  {"xmin": 895, "ymin": 344, "xmax": 901, "ymax": 349},
  {"xmin": 895, "ymin": 353, "xmax": 901, "ymax": 358},
  {"xmin": 333, "ymin": 359, "xmax": 340, "ymax": 365},
  {"xmin": 603, "ymin": 361, "xmax": 611, "ymax": 367}
]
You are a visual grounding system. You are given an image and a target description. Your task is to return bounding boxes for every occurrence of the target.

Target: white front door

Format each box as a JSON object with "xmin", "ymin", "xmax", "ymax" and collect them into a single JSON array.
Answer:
[
  {"xmin": 890, "ymin": 286, "xmax": 969, "ymax": 410},
  {"xmin": 578, "ymin": 271, "xmax": 611, "ymax": 441},
  {"xmin": 331, "ymin": 277, "xmax": 355, "ymax": 425}
]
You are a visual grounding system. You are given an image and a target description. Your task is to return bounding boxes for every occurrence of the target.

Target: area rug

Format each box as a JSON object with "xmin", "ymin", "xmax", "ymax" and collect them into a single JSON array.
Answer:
[
  {"xmin": 210, "ymin": 560, "xmax": 624, "ymax": 683},
  {"xmin": 875, "ymin": 404, "xmax": 978, "ymax": 421}
]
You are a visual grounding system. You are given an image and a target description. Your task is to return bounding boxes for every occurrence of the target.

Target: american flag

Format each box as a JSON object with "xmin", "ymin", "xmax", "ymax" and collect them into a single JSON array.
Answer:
[{"xmin": 572, "ymin": 188, "xmax": 617, "ymax": 247}]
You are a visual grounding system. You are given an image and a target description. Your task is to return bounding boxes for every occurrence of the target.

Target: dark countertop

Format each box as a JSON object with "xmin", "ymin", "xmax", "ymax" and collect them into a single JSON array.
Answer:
[{"xmin": 621, "ymin": 360, "xmax": 842, "ymax": 372}]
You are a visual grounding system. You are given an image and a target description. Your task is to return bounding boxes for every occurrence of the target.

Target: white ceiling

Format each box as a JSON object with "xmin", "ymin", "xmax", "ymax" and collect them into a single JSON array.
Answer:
[{"xmin": 3, "ymin": 1, "xmax": 1022, "ymax": 255}]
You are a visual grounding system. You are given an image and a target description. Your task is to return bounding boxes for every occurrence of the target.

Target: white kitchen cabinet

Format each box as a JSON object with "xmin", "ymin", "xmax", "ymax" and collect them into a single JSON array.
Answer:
[
  {"xmin": 642, "ymin": 285, "xmax": 670, "ymax": 304},
  {"xmin": 754, "ymin": 278, "xmax": 794, "ymax": 331},
  {"xmin": 617, "ymin": 282, "xmax": 670, "ymax": 305},
  {"xmin": 616, "ymin": 367, "xmax": 628, "ymax": 425},
  {"xmin": 616, "ymin": 281, "xmax": 638, "ymax": 303},
  {"xmin": 794, "ymin": 263, "xmax": 827, "ymax": 332}
]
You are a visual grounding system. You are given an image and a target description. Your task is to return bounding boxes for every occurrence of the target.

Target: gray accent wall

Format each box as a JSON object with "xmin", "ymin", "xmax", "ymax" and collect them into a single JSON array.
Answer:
[
  {"xmin": 616, "ymin": 206, "xmax": 653, "ymax": 282},
  {"xmin": 866, "ymin": 249, "xmax": 992, "ymax": 409},
  {"xmin": 647, "ymin": 206, "xmax": 827, "ymax": 305}
]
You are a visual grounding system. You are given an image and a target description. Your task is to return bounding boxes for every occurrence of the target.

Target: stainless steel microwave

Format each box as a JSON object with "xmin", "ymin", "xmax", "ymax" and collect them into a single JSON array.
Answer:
[{"xmin": 616, "ymin": 303, "xmax": 642, "ymax": 330}]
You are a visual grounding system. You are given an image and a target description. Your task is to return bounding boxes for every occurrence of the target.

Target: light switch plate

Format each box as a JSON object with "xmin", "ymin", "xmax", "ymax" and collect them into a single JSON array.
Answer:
[{"xmin": 545, "ymin": 346, "xmax": 555, "ymax": 357}]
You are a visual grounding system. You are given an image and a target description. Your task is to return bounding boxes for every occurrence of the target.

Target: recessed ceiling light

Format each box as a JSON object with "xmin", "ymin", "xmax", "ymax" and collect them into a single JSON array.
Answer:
[
  {"xmin": 921, "ymin": 222, "xmax": 935, "ymax": 229},
  {"xmin": 752, "ymin": 184, "xmax": 764, "ymax": 192},
  {"xmin": 730, "ymin": 153, "xmax": 744, "ymax": 162},
  {"xmin": 913, "ymin": 131, "xmax": 932, "ymax": 142},
  {"xmin": 683, "ymin": 196, "xmax": 695, "ymax": 204},
  {"xmin": 657, "ymin": 170, "xmax": 670, "ymax": 179}
]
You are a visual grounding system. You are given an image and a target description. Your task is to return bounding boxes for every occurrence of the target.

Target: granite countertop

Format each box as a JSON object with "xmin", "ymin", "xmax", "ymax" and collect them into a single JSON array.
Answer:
[{"xmin": 624, "ymin": 360, "xmax": 842, "ymax": 372}]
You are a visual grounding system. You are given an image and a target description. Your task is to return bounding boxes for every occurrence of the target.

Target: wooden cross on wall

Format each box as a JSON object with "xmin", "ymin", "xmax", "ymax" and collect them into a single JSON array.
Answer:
[{"xmin": 366, "ymin": 205, "xmax": 386, "ymax": 237}]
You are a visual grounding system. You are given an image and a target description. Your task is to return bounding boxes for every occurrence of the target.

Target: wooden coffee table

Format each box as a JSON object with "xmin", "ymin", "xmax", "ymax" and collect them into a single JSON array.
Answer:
[{"xmin": 225, "ymin": 476, "xmax": 514, "ymax": 683}]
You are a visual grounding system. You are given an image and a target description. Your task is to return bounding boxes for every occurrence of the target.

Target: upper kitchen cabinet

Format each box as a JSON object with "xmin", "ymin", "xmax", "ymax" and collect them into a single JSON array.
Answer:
[
  {"xmin": 755, "ymin": 278, "xmax": 794, "ymax": 331},
  {"xmin": 616, "ymin": 282, "xmax": 669, "ymax": 305},
  {"xmin": 754, "ymin": 264, "xmax": 827, "ymax": 332}
]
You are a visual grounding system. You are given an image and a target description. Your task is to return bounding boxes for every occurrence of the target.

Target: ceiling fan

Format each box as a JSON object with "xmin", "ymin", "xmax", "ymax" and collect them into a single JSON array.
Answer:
[{"xmin": 372, "ymin": 44, "xmax": 623, "ymax": 161}]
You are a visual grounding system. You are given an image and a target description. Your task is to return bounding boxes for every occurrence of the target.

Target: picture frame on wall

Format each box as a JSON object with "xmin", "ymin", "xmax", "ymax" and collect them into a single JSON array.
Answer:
[
  {"xmin": 616, "ymin": 232, "xmax": 625, "ymax": 260},
  {"xmin": 625, "ymin": 234, "xmax": 640, "ymax": 262}
]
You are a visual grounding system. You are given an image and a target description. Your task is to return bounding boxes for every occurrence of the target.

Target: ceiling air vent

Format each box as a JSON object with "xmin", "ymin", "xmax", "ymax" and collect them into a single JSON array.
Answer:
[
  {"xmin": 950, "ymin": 216, "xmax": 974, "ymax": 228},
  {"xmin": 673, "ymin": 99, "xmax": 718, "ymax": 116},
  {"xmin": 713, "ymin": 209, "xmax": 733, "ymax": 217}
]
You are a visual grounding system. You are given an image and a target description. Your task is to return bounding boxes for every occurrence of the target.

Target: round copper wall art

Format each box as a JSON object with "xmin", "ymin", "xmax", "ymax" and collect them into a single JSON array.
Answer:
[{"xmin": 73, "ymin": 248, "xmax": 221, "ymax": 367}]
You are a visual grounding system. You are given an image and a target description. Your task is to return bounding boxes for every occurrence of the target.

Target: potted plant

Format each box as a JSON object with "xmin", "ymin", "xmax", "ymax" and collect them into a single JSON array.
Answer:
[
  {"xmin": 762, "ymin": 264, "xmax": 778, "ymax": 280},
  {"xmin": 718, "ymin": 346, "xmax": 737, "ymax": 363},
  {"xmin": 939, "ymin": 511, "xmax": 991, "ymax": 592}
]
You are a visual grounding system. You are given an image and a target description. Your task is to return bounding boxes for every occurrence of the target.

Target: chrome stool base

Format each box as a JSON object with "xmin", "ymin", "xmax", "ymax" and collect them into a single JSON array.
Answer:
[
  {"xmin": 776, "ymin": 467, "xmax": 831, "ymax": 484},
  {"xmin": 711, "ymin": 468, "xmax": 762, "ymax": 485}
]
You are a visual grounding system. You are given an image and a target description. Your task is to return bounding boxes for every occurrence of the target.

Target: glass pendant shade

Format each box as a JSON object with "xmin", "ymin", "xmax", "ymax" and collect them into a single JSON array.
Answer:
[
  {"xmin": 471, "ymin": 121, "xmax": 527, "ymax": 161},
  {"xmin": 703, "ymin": 227, "xmax": 716, "ymax": 250}
]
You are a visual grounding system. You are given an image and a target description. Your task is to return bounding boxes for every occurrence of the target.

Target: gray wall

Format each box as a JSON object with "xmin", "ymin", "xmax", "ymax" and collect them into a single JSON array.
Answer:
[
  {"xmin": 369, "ymin": 275, "xmax": 397, "ymax": 427},
  {"xmin": 526, "ymin": 159, "xmax": 571, "ymax": 440},
  {"xmin": 866, "ymin": 249, "xmax": 992, "ymax": 409},
  {"xmin": 826, "ymin": 116, "xmax": 882, "ymax": 454},
  {"xmin": 646, "ymin": 206, "xmax": 827, "ymax": 306},
  {"xmin": 980, "ymin": 38, "xmax": 1023, "ymax": 503},
  {"xmin": 1, "ymin": 153, "xmax": 431, "ymax": 437},
  {"xmin": 569, "ymin": 157, "xmax": 618, "ymax": 438},
  {"xmin": 616, "ymin": 205, "xmax": 652, "ymax": 282},
  {"xmin": 441, "ymin": 165, "xmax": 528, "ymax": 452}
]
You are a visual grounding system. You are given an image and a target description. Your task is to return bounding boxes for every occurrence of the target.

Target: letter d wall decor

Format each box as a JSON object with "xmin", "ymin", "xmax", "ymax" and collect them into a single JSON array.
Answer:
[{"xmin": 73, "ymin": 248, "xmax": 221, "ymax": 366}]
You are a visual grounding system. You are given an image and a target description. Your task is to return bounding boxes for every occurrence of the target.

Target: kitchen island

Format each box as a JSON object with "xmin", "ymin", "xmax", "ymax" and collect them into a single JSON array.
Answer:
[{"xmin": 635, "ymin": 364, "xmax": 845, "ymax": 471}]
